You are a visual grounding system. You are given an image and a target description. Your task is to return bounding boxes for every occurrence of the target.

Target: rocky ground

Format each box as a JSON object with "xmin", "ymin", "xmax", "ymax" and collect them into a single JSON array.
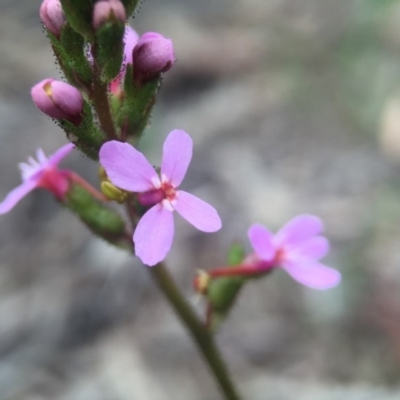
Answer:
[{"xmin": 1, "ymin": 0, "xmax": 400, "ymax": 399}]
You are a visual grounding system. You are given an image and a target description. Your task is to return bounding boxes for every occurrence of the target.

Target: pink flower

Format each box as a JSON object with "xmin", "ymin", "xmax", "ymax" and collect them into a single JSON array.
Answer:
[
  {"xmin": 0, "ymin": 143, "xmax": 75, "ymax": 214},
  {"xmin": 247, "ymin": 215, "xmax": 341, "ymax": 290},
  {"xmin": 100, "ymin": 130, "xmax": 222, "ymax": 265}
]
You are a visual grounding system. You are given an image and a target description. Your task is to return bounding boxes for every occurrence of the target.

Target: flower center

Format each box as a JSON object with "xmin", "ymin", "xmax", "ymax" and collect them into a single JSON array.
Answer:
[{"xmin": 161, "ymin": 181, "xmax": 177, "ymax": 202}]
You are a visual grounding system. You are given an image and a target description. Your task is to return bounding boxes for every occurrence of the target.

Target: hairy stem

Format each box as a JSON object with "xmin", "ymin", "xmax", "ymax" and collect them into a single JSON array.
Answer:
[
  {"xmin": 150, "ymin": 262, "xmax": 242, "ymax": 400},
  {"xmin": 90, "ymin": 51, "xmax": 118, "ymax": 140}
]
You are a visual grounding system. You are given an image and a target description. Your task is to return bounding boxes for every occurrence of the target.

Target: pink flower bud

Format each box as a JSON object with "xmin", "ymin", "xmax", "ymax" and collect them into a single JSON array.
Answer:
[
  {"xmin": 31, "ymin": 79, "xmax": 84, "ymax": 126},
  {"xmin": 39, "ymin": 0, "xmax": 66, "ymax": 38},
  {"xmin": 92, "ymin": 0, "xmax": 126, "ymax": 30},
  {"xmin": 133, "ymin": 32, "xmax": 175, "ymax": 83}
]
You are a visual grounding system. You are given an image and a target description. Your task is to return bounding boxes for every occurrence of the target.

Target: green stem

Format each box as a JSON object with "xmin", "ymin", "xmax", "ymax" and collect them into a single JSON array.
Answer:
[
  {"xmin": 91, "ymin": 55, "xmax": 118, "ymax": 140},
  {"xmin": 150, "ymin": 262, "xmax": 242, "ymax": 400},
  {"xmin": 92, "ymin": 78, "xmax": 118, "ymax": 140}
]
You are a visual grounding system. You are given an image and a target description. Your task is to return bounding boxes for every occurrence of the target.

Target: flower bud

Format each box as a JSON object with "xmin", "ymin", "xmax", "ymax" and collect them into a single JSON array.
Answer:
[
  {"xmin": 193, "ymin": 270, "xmax": 211, "ymax": 295},
  {"xmin": 92, "ymin": 0, "xmax": 126, "ymax": 30},
  {"xmin": 31, "ymin": 79, "xmax": 83, "ymax": 126},
  {"xmin": 101, "ymin": 180, "xmax": 128, "ymax": 203},
  {"xmin": 133, "ymin": 32, "xmax": 175, "ymax": 83},
  {"xmin": 40, "ymin": 0, "xmax": 66, "ymax": 38}
]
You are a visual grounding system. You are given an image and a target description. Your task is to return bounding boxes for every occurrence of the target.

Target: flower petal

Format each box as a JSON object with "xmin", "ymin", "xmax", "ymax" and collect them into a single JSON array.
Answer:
[
  {"xmin": 36, "ymin": 148, "xmax": 47, "ymax": 164},
  {"xmin": 47, "ymin": 142, "xmax": 75, "ymax": 168},
  {"xmin": 173, "ymin": 190, "xmax": 221, "ymax": 232},
  {"xmin": 133, "ymin": 204, "xmax": 174, "ymax": 266},
  {"xmin": 247, "ymin": 223, "xmax": 275, "ymax": 261},
  {"xmin": 124, "ymin": 26, "xmax": 139, "ymax": 65},
  {"xmin": 282, "ymin": 259, "xmax": 341, "ymax": 290},
  {"xmin": 100, "ymin": 141, "xmax": 160, "ymax": 192},
  {"xmin": 287, "ymin": 236, "xmax": 330, "ymax": 262},
  {"xmin": 161, "ymin": 130, "xmax": 192, "ymax": 187},
  {"xmin": 275, "ymin": 214, "xmax": 324, "ymax": 247},
  {"xmin": 0, "ymin": 179, "xmax": 38, "ymax": 214}
]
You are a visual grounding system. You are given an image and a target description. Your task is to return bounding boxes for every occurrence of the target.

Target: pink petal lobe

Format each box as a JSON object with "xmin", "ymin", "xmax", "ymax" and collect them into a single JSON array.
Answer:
[
  {"xmin": 133, "ymin": 204, "xmax": 175, "ymax": 266},
  {"xmin": 173, "ymin": 190, "xmax": 221, "ymax": 232},
  {"xmin": 47, "ymin": 142, "xmax": 75, "ymax": 167},
  {"xmin": 282, "ymin": 260, "xmax": 341, "ymax": 290},
  {"xmin": 275, "ymin": 214, "xmax": 324, "ymax": 246},
  {"xmin": 0, "ymin": 179, "xmax": 38, "ymax": 214},
  {"xmin": 288, "ymin": 236, "xmax": 330, "ymax": 261},
  {"xmin": 100, "ymin": 141, "xmax": 160, "ymax": 192},
  {"xmin": 124, "ymin": 26, "xmax": 139, "ymax": 65},
  {"xmin": 161, "ymin": 130, "xmax": 192, "ymax": 187},
  {"xmin": 247, "ymin": 223, "xmax": 275, "ymax": 261}
]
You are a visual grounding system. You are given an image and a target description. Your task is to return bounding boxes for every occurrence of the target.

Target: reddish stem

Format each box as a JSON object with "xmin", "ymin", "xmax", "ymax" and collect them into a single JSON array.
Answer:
[
  {"xmin": 67, "ymin": 170, "xmax": 109, "ymax": 202},
  {"xmin": 208, "ymin": 262, "xmax": 274, "ymax": 278}
]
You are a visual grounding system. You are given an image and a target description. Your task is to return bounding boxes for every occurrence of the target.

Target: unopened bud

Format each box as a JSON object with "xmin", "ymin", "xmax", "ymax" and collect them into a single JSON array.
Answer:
[
  {"xmin": 93, "ymin": 0, "xmax": 126, "ymax": 30},
  {"xmin": 40, "ymin": 0, "xmax": 66, "ymax": 38},
  {"xmin": 194, "ymin": 270, "xmax": 211, "ymax": 295},
  {"xmin": 31, "ymin": 79, "xmax": 83, "ymax": 126},
  {"xmin": 133, "ymin": 32, "xmax": 175, "ymax": 83},
  {"xmin": 101, "ymin": 180, "xmax": 128, "ymax": 203}
]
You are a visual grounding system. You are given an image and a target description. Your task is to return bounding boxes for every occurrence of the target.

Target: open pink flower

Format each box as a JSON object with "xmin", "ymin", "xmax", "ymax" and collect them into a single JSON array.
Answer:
[
  {"xmin": 247, "ymin": 215, "xmax": 341, "ymax": 290},
  {"xmin": 100, "ymin": 129, "xmax": 222, "ymax": 265},
  {"xmin": 0, "ymin": 143, "xmax": 74, "ymax": 214}
]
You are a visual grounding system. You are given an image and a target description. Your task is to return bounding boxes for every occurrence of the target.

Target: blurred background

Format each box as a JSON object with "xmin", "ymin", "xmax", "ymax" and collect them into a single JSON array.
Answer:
[{"xmin": 1, "ymin": 0, "xmax": 400, "ymax": 398}]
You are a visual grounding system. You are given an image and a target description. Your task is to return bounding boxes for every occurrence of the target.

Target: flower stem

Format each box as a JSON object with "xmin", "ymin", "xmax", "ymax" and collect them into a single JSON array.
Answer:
[
  {"xmin": 150, "ymin": 262, "xmax": 242, "ymax": 400},
  {"xmin": 90, "ymin": 52, "xmax": 118, "ymax": 140},
  {"xmin": 92, "ymin": 77, "xmax": 118, "ymax": 140}
]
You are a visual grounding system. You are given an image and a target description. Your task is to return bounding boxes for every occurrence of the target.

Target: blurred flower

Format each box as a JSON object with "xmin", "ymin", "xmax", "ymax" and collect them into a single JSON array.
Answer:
[
  {"xmin": 0, "ymin": 143, "xmax": 75, "ymax": 214},
  {"xmin": 100, "ymin": 129, "xmax": 222, "ymax": 265},
  {"xmin": 247, "ymin": 215, "xmax": 341, "ymax": 289},
  {"xmin": 109, "ymin": 25, "xmax": 139, "ymax": 96},
  {"xmin": 40, "ymin": 0, "xmax": 66, "ymax": 38},
  {"xmin": 133, "ymin": 32, "xmax": 175, "ymax": 83},
  {"xmin": 31, "ymin": 79, "xmax": 83, "ymax": 125},
  {"xmin": 123, "ymin": 25, "xmax": 139, "ymax": 66}
]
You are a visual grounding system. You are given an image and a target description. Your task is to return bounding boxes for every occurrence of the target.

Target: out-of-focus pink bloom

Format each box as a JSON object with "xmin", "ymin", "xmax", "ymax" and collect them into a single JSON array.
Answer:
[
  {"xmin": 247, "ymin": 215, "xmax": 341, "ymax": 290},
  {"xmin": 109, "ymin": 25, "xmax": 139, "ymax": 96},
  {"xmin": 31, "ymin": 79, "xmax": 83, "ymax": 125},
  {"xmin": 123, "ymin": 26, "xmax": 139, "ymax": 66},
  {"xmin": 40, "ymin": 0, "xmax": 66, "ymax": 38},
  {"xmin": 0, "ymin": 143, "xmax": 75, "ymax": 214},
  {"xmin": 100, "ymin": 130, "xmax": 221, "ymax": 265},
  {"xmin": 133, "ymin": 32, "xmax": 175, "ymax": 83},
  {"xmin": 92, "ymin": 0, "xmax": 126, "ymax": 30}
]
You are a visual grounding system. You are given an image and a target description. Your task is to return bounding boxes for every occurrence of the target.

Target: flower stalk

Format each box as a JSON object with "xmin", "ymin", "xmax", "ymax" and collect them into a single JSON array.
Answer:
[
  {"xmin": 149, "ymin": 262, "xmax": 243, "ymax": 400},
  {"xmin": 91, "ymin": 69, "xmax": 118, "ymax": 140}
]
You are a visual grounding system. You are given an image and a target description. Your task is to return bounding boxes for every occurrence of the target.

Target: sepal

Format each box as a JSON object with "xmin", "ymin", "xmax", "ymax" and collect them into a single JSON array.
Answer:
[
  {"xmin": 60, "ymin": 0, "xmax": 94, "ymax": 39},
  {"xmin": 58, "ymin": 101, "xmax": 106, "ymax": 159},
  {"xmin": 64, "ymin": 183, "xmax": 131, "ymax": 248},
  {"xmin": 116, "ymin": 64, "xmax": 158, "ymax": 141},
  {"xmin": 48, "ymin": 25, "xmax": 93, "ymax": 89},
  {"xmin": 92, "ymin": 5, "xmax": 126, "ymax": 82}
]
